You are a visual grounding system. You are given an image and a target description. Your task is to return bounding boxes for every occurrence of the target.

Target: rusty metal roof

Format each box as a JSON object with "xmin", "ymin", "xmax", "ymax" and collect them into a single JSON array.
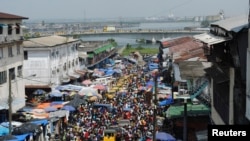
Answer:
[
  {"xmin": 0, "ymin": 12, "xmax": 28, "ymax": 19},
  {"xmin": 163, "ymin": 36, "xmax": 205, "ymax": 62},
  {"xmin": 161, "ymin": 36, "xmax": 193, "ymax": 48}
]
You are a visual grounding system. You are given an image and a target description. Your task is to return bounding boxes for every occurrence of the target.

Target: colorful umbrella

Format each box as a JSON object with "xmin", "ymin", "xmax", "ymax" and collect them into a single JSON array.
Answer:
[
  {"xmin": 93, "ymin": 84, "xmax": 106, "ymax": 90},
  {"xmin": 33, "ymin": 89, "xmax": 46, "ymax": 95},
  {"xmin": 62, "ymin": 105, "xmax": 76, "ymax": 111},
  {"xmin": 156, "ymin": 132, "xmax": 176, "ymax": 141},
  {"xmin": 49, "ymin": 90, "xmax": 62, "ymax": 97},
  {"xmin": 44, "ymin": 106, "xmax": 58, "ymax": 112},
  {"xmin": 88, "ymin": 96, "xmax": 98, "ymax": 102},
  {"xmin": 82, "ymin": 79, "xmax": 92, "ymax": 86}
]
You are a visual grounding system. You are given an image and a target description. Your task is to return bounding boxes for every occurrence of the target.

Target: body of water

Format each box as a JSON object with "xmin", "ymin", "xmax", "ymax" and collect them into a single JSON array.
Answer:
[{"xmin": 80, "ymin": 21, "xmax": 201, "ymax": 47}]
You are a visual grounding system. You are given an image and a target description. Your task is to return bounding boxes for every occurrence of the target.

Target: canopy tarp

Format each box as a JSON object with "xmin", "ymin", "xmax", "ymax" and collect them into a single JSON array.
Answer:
[
  {"xmin": 0, "ymin": 125, "xmax": 9, "ymax": 136},
  {"xmin": 14, "ymin": 134, "xmax": 29, "ymax": 141},
  {"xmin": 30, "ymin": 119, "xmax": 48, "ymax": 126},
  {"xmin": 66, "ymin": 94, "xmax": 86, "ymax": 107},
  {"xmin": 94, "ymin": 44, "xmax": 113, "ymax": 54},
  {"xmin": 0, "ymin": 135, "xmax": 18, "ymax": 141},
  {"xmin": 12, "ymin": 123, "xmax": 42, "ymax": 135}
]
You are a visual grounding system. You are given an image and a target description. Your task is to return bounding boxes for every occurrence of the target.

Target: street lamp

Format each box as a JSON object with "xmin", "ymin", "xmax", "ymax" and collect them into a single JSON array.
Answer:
[{"xmin": 8, "ymin": 73, "xmax": 36, "ymax": 135}]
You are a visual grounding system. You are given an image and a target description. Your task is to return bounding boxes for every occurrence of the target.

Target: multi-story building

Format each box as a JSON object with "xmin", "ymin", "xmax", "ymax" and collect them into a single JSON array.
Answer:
[
  {"xmin": 0, "ymin": 12, "xmax": 28, "ymax": 116},
  {"xmin": 22, "ymin": 35, "xmax": 81, "ymax": 91},
  {"xmin": 78, "ymin": 41, "xmax": 117, "ymax": 69},
  {"xmin": 194, "ymin": 15, "xmax": 250, "ymax": 124}
]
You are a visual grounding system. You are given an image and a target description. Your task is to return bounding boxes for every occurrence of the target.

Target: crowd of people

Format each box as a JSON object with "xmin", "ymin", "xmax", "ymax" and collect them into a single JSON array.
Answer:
[{"xmin": 53, "ymin": 56, "xmax": 172, "ymax": 141}]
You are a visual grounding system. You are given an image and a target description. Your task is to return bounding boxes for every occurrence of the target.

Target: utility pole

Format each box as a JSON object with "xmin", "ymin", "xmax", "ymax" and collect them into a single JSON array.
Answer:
[
  {"xmin": 183, "ymin": 98, "xmax": 187, "ymax": 141},
  {"xmin": 8, "ymin": 73, "xmax": 12, "ymax": 135},
  {"xmin": 152, "ymin": 70, "xmax": 158, "ymax": 141}
]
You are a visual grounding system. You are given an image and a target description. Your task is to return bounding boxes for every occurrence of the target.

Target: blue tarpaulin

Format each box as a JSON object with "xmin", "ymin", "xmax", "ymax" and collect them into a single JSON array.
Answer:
[
  {"xmin": 0, "ymin": 125, "xmax": 9, "ymax": 136},
  {"xmin": 158, "ymin": 98, "xmax": 173, "ymax": 106},
  {"xmin": 148, "ymin": 63, "xmax": 159, "ymax": 70},
  {"xmin": 14, "ymin": 134, "xmax": 29, "ymax": 141},
  {"xmin": 30, "ymin": 119, "xmax": 48, "ymax": 126}
]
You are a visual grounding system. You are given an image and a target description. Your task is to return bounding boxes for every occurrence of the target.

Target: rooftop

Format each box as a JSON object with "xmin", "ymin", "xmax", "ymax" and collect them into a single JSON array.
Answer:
[
  {"xmin": 23, "ymin": 35, "xmax": 79, "ymax": 47},
  {"xmin": 0, "ymin": 12, "xmax": 28, "ymax": 20}
]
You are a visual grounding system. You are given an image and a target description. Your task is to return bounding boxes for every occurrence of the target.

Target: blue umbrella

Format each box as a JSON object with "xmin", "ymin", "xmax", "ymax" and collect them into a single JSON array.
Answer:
[
  {"xmin": 62, "ymin": 105, "xmax": 76, "ymax": 111},
  {"xmin": 49, "ymin": 90, "xmax": 62, "ymax": 97},
  {"xmin": 158, "ymin": 98, "xmax": 173, "ymax": 106},
  {"xmin": 44, "ymin": 106, "xmax": 58, "ymax": 112},
  {"xmin": 156, "ymin": 132, "xmax": 176, "ymax": 141},
  {"xmin": 146, "ymin": 80, "xmax": 155, "ymax": 87},
  {"xmin": 33, "ymin": 89, "xmax": 46, "ymax": 95}
]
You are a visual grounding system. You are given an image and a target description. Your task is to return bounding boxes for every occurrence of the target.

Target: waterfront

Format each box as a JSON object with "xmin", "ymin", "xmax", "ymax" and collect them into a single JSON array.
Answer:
[{"xmin": 80, "ymin": 21, "xmax": 202, "ymax": 47}]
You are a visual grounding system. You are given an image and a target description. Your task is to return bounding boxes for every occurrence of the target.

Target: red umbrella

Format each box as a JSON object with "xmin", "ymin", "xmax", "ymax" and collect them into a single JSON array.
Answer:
[
  {"xmin": 93, "ymin": 84, "xmax": 106, "ymax": 90},
  {"xmin": 82, "ymin": 79, "xmax": 92, "ymax": 86}
]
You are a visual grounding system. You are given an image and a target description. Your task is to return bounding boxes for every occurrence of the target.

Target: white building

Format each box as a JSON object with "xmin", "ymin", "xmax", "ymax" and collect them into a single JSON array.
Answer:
[
  {"xmin": 0, "ymin": 12, "xmax": 28, "ymax": 113},
  {"xmin": 22, "ymin": 35, "xmax": 81, "ymax": 90}
]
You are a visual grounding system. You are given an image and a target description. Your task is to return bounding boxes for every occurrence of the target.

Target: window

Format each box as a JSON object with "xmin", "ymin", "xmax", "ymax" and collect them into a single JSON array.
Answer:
[
  {"xmin": 0, "ymin": 71, "xmax": 7, "ymax": 85},
  {"xmin": 75, "ymin": 60, "xmax": 78, "ymax": 65},
  {"xmin": 68, "ymin": 61, "xmax": 71, "ymax": 68},
  {"xmin": 51, "ymin": 52, "xmax": 55, "ymax": 58},
  {"xmin": 0, "ymin": 26, "xmax": 3, "ymax": 34},
  {"xmin": 16, "ymin": 23, "xmax": 20, "ymax": 34},
  {"xmin": 24, "ymin": 51, "xmax": 28, "ymax": 60},
  {"xmin": 8, "ymin": 46, "xmax": 13, "ymax": 57},
  {"xmin": 8, "ymin": 24, "xmax": 12, "ymax": 35},
  {"xmin": 17, "ymin": 45, "xmax": 20, "ymax": 55},
  {"xmin": 72, "ymin": 59, "xmax": 75, "ymax": 67},
  {"xmin": 9, "ymin": 68, "xmax": 15, "ymax": 80},
  {"xmin": 63, "ymin": 63, "xmax": 66, "ymax": 70},
  {"xmin": 17, "ymin": 65, "xmax": 22, "ymax": 77},
  {"xmin": 0, "ymin": 48, "xmax": 3, "ymax": 59}
]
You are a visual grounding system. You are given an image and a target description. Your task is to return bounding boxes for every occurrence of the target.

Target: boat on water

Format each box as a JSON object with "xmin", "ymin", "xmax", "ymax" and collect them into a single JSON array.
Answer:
[{"xmin": 145, "ymin": 37, "xmax": 156, "ymax": 44}]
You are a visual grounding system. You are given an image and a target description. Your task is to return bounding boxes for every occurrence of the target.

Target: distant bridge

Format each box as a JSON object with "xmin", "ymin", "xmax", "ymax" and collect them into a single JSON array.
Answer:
[
  {"xmin": 63, "ymin": 29, "xmax": 207, "ymax": 36},
  {"xmin": 60, "ymin": 29, "xmax": 207, "ymax": 41}
]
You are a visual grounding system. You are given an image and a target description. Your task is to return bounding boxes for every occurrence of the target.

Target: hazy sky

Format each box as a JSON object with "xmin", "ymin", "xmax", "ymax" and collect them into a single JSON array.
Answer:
[{"xmin": 0, "ymin": 0, "xmax": 249, "ymax": 21}]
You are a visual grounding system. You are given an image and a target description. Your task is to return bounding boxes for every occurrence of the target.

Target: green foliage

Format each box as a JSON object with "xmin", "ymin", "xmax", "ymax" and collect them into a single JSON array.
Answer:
[
  {"xmin": 126, "ymin": 43, "xmax": 132, "ymax": 49},
  {"xmin": 136, "ymin": 45, "xmax": 143, "ymax": 50},
  {"xmin": 122, "ymin": 46, "xmax": 158, "ymax": 56},
  {"xmin": 108, "ymin": 38, "xmax": 117, "ymax": 47}
]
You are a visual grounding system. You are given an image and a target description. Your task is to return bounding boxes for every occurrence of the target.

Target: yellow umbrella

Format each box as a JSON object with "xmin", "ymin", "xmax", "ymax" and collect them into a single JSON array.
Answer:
[
  {"xmin": 116, "ymin": 83, "xmax": 123, "ymax": 87},
  {"xmin": 112, "ymin": 87, "xmax": 120, "ymax": 91},
  {"xmin": 88, "ymin": 96, "xmax": 98, "ymax": 102},
  {"xmin": 109, "ymin": 89, "xmax": 116, "ymax": 93},
  {"xmin": 69, "ymin": 91, "xmax": 77, "ymax": 96},
  {"xmin": 106, "ymin": 94, "xmax": 115, "ymax": 99}
]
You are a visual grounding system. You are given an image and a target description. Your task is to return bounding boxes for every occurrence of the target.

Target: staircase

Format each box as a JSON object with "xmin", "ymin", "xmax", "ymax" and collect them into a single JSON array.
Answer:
[
  {"xmin": 190, "ymin": 80, "xmax": 209, "ymax": 104},
  {"xmin": 196, "ymin": 93, "xmax": 211, "ymax": 108}
]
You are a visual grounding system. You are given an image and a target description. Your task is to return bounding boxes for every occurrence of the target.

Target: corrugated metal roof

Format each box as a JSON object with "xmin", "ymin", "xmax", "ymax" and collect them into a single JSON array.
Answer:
[
  {"xmin": 193, "ymin": 33, "xmax": 230, "ymax": 46},
  {"xmin": 23, "ymin": 35, "xmax": 79, "ymax": 47},
  {"xmin": 161, "ymin": 36, "xmax": 193, "ymax": 48},
  {"xmin": 0, "ymin": 12, "xmax": 28, "ymax": 19},
  {"xmin": 165, "ymin": 36, "xmax": 205, "ymax": 62},
  {"xmin": 211, "ymin": 15, "xmax": 248, "ymax": 32}
]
